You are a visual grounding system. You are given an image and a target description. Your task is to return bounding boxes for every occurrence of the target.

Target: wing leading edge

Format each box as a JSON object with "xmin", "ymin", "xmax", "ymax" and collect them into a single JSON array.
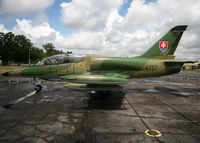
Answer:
[{"xmin": 61, "ymin": 73, "xmax": 131, "ymax": 85}]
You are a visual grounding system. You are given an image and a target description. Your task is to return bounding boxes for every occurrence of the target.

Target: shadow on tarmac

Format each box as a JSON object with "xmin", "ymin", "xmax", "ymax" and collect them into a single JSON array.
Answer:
[
  {"xmin": 1, "ymin": 86, "xmax": 192, "ymax": 111},
  {"xmin": 123, "ymin": 87, "xmax": 192, "ymax": 97},
  {"xmin": 87, "ymin": 91, "xmax": 126, "ymax": 110}
]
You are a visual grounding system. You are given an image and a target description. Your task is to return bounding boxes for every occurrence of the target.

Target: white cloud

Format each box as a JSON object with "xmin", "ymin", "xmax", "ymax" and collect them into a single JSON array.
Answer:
[
  {"xmin": 12, "ymin": 18, "xmax": 63, "ymax": 48},
  {"xmin": 1, "ymin": 0, "xmax": 200, "ymax": 61},
  {"xmin": 0, "ymin": 0, "xmax": 54, "ymax": 16},
  {"xmin": 60, "ymin": 0, "xmax": 123, "ymax": 30},
  {"xmin": 124, "ymin": 0, "xmax": 200, "ymax": 30},
  {"xmin": 6, "ymin": 13, "xmax": 148, "ymax": 57},
  {"xmin": 0, "ymin": 24, "xmax": 8, "ymax": 33},
  {"xmin": 59, "ymin": 0, "xmax": 200, "ymax": 60},
  {"xmin": 57, "ymin": 9, "xmax": 154, "ymax": 57},
  {"xmin": 122, "ymin": 0, "xmax": 200, "ymax": 60}
]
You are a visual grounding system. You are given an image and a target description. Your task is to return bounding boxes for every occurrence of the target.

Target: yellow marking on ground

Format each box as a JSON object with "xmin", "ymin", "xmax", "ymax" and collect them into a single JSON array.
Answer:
[
  {"xmin": 84, "ymin": 110, "xmax": 91, "ymax": 127},
  {"xmin": 84, "ymin": 121, "xmax": 87, "ymax": 127},
  {"xmin": 145, "ymin": 129, "xmax": 162, "ymax": 137},
  {"xmin": 69, "ymin": 125, "xmax": 75, "ymax": 134}
]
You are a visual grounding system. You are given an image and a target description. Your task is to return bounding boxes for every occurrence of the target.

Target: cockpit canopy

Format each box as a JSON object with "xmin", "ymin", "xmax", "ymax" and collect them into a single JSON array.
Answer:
[{"xmin": 36, "ymin": 54, "xmax": 85, "ymax": 65}]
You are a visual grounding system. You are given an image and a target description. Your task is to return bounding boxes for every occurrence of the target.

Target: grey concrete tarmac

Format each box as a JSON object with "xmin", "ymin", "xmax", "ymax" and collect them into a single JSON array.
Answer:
[{"xmin": 0, "ymin": 71, "xmax": 200, "ymax": 143}]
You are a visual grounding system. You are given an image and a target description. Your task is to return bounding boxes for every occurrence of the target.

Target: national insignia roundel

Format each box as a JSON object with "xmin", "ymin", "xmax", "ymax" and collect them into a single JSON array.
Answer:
[{"xmin": 159, "ymin": 41, "xmax": 168, "ymax": 52}]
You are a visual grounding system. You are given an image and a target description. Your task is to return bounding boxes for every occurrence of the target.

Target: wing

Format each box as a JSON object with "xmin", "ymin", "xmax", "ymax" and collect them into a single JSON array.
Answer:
[
  {"xmin": 63, "ymin": 83, "xmax": 123, "ymax": 91},
  {"xmin": 61, "ymin": 72, "xmax": 131, "ymax": 85}
]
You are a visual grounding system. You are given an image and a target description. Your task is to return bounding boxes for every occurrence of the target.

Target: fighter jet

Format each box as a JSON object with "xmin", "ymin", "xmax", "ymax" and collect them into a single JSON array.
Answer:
[{"xmin": 2, "ymin": 25, "xmax": 189, "ymax": 93}]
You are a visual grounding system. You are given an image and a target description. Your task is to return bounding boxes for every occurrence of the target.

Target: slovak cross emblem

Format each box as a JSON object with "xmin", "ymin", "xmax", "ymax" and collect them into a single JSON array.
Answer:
[{"xmin": 159, "ymin": 41, "xmax": 168, "ymax": 52}]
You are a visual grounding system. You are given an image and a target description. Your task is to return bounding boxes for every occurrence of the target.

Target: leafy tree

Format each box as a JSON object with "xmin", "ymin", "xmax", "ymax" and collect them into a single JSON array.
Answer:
[
  {"xmin": 43, "ymin": 43, "xmax": 64, "ymax": 56},
  {"xmin": 30, "ymin": 47, "xmax": 45, "ymax": 64},
  {"xmin": 43, "ymin": 43, "xmax": 55, "ymax": 57},
  {"xmin": 0, "ymin": 33, "xmax": 65, "ymax": 66},
  {"xmin": 0, "ymin": 32, "xmax": 16, "ymax": 65},
  {"xmin": 0, "ymin": 32, "xmax": 45, "ymax": 65},
  {"xmin": 12, "ymin": 34, "xmax": 33, "ymax": 65}
]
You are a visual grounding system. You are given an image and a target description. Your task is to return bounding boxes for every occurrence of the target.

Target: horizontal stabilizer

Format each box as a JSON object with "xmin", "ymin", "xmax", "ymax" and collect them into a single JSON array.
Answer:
[
  {"xmin": 178, "ymin": 60, "xmax": 197, "ymax": 63},
  {"xmin": 164, "ymin": 60, "xmax": 197, "ymax": 64},
  {"xmin": 164, "ymin": 61, "xmax": 185, "ymax": 67}
]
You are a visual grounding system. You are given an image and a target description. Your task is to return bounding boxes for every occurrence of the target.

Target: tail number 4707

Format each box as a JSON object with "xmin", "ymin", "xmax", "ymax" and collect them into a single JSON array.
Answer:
[{"xmin": 145, "ymin": 65, "xmax": 158, "ymax": 71}]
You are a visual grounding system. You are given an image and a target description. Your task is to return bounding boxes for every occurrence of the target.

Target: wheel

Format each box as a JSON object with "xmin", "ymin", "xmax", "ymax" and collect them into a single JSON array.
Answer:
[{"xmin": 35, "ymin": 85, "xmax": 42, "ymax": 92}]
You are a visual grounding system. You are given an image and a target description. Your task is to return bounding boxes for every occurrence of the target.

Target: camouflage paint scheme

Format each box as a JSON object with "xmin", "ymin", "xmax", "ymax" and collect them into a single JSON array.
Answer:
[{"xmin": 3, "ymin": 25, "xmax": 188, "ymax": 88}]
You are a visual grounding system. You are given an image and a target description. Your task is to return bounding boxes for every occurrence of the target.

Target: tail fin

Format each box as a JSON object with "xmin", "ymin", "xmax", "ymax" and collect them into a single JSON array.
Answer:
[{"xmin": 139, "ymin": 25, "xmax": 187, "ymax": 58}]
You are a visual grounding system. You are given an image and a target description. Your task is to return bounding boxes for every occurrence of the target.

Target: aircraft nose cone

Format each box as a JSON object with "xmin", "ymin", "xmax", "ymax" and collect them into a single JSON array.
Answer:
[{"xmin": 2, "ymin": 72, "xmax": 8, "ymax": 76}]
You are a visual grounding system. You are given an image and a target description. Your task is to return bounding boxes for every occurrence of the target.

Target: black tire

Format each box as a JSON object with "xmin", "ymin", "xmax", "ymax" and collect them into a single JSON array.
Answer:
[{"xmin": 35, "ymin": 85, "xmax": 42, "ymax": 92}]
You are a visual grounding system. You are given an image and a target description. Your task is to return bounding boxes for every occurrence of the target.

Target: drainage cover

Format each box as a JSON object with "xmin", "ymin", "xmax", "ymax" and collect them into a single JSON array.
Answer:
[{"xmin": 145, "ymin": 129, "xmax": 162, "ymax": 137}]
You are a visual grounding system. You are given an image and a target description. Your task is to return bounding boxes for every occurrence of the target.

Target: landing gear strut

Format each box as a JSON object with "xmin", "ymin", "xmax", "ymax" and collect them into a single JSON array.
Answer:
[{"xmin": 33, "ymin": 77, "xmax": 43, "ymax": 93}]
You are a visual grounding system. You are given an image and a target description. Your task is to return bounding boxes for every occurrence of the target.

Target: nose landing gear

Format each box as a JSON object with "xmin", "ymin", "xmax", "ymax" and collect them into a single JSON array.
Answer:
[
  {"xmin": 33, "ymin": 77, "xmax": 43, "ymax": 93},
  {"xmin": 35, "ymin": 84, "xmax": 43, "ymax": 93}
]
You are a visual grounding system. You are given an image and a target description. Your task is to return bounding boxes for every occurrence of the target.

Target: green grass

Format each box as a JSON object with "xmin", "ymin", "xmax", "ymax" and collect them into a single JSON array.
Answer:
[{"xmin": 0, "ymin": 66, "xmax": 20, "ymax": 74}]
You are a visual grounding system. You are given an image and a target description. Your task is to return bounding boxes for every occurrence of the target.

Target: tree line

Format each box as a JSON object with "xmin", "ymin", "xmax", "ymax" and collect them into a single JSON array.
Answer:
[{"xmin": 0, "ymin": 32, "xmax": 64, "ymax": 65}]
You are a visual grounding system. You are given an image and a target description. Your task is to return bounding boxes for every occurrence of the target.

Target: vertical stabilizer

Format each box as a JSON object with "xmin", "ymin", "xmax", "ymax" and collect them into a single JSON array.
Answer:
[{"xmin": 139, "ymin": 25, "xmax": 187, "ymax": 58}]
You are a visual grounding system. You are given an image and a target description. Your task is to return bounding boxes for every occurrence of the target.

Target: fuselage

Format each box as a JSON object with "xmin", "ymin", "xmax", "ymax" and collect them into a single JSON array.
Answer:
[{"xmin": 6, "ymin": 54, "xmax": 183, "ymax": 79}]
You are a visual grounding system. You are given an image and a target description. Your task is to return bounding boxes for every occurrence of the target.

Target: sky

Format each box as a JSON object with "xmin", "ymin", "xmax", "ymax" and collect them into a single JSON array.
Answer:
[{"xmin": 0, "ymin": 0, "xmax": 200, "ymax": 60}]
